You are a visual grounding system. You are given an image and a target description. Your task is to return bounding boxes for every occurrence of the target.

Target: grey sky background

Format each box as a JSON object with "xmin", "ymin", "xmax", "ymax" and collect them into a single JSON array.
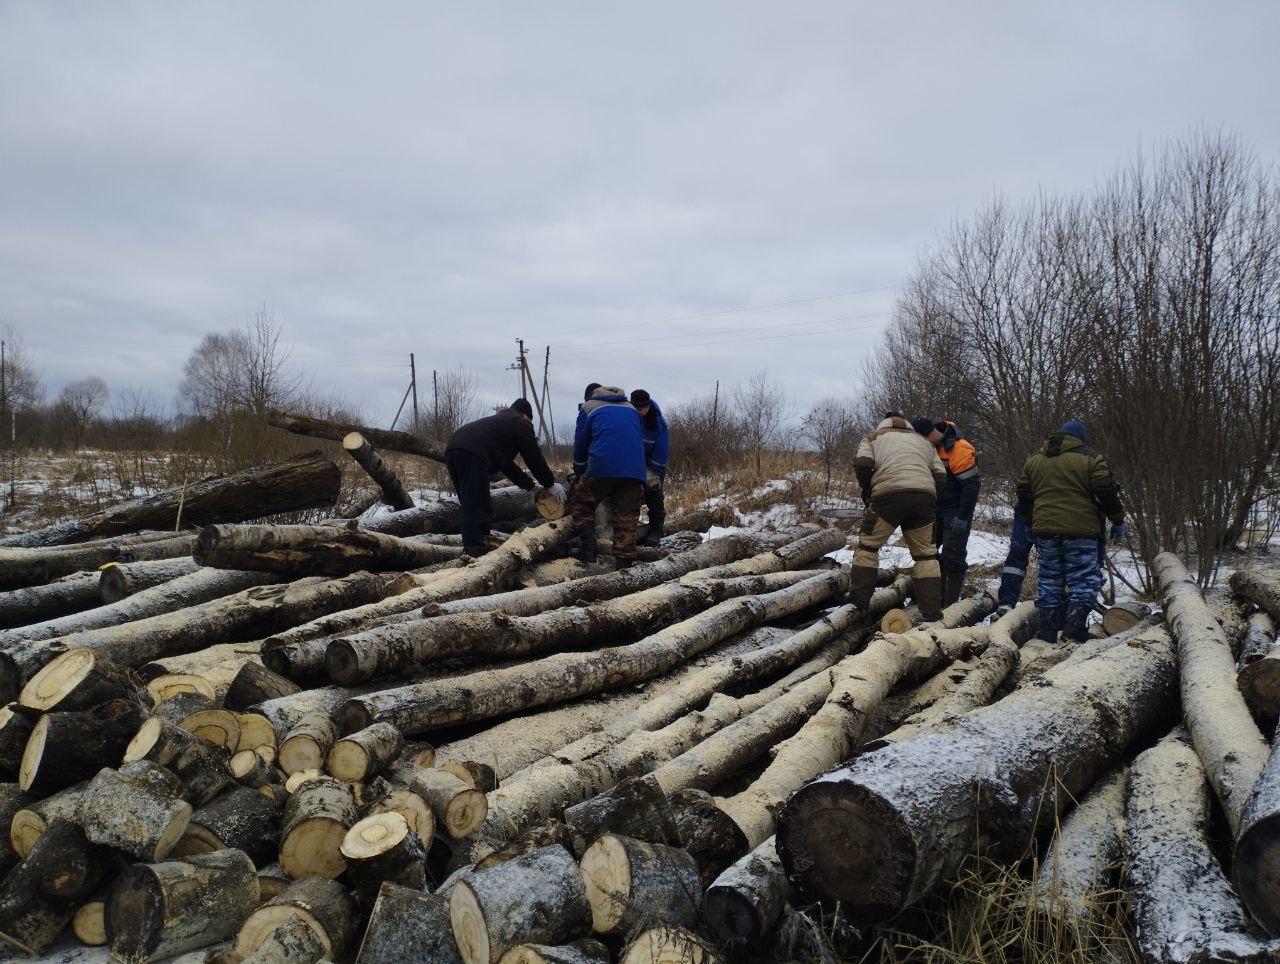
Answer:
[{"xmin": 2, "ymin": 1, "xmax": 1277, "ymax": 428}]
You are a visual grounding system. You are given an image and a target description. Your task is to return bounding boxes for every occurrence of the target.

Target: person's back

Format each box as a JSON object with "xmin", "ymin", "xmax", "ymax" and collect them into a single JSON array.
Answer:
[
  {"xmin": 574, "ymin": 387, "xmax": 646, "ymax": 482},
  {"xmin": 856, "ymin": 416, "xmax": 943, "ymax": 498}
]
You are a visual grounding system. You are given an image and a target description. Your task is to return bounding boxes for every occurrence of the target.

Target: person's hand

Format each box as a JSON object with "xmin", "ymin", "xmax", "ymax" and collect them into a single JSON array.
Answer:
[
  {"xmin": 948, "ymin": 515, "xmax": 969, "ymax": 532},
  {"xmin": 1110, "ymin": 522, "xmax": 1127, "ymax": 542},
  {"xmin": 547, "ymin": 482, "xmax": 567, "ymax": 505}
]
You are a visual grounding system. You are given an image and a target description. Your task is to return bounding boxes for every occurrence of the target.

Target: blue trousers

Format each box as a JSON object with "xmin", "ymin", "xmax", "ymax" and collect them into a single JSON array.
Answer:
[
  {"xmin": 997, "ymin": 513, "xmax": 1033, "ymax": 607},
  {"xmin": 1035, "ymin": 535, "xmax": 1103, "ymax": 628}
]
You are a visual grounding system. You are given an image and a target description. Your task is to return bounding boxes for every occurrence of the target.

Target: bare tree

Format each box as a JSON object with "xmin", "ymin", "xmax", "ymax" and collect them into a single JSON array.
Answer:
[
  {"xmin": 801, "ymin": 397, "xmax": 859, "ymax": 484},
  {"xmin": 0, "ymin": 323, "xmax": 42, "ymax": 416},
  {"xmin": 57, "ymin": 376, "xmax": 109, "ymax": 449},
  {"xmin": 734, "ymin": 370, "xmax": 792, "ymax": 474},
  {"xmin": 428, "ymin": 367, "xmax": 481, "ymax": 441},
  {"xmin": 179, "ymin": 309, "xmax": 299, "ymax": 420}
]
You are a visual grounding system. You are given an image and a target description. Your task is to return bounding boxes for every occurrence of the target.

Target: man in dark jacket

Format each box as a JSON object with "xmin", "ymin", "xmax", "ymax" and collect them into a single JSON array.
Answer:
[
  {"xmin": 918, "ymin": 419, "xmax": 981, "ymax": 606},
  {"xmin": 571, "ymin": 386, "xmax": 647, "ymax": 567},
  {"xmin": 1016, "ymin": 420, "xmax": 1125, "ymax": 643},
  {"xmin": 445, "ymin": 399, "xmax": 564, "ymax": 557},
  {"xmin": 630, "ymin": 389, "xmax": 669, "ymax": 548}
]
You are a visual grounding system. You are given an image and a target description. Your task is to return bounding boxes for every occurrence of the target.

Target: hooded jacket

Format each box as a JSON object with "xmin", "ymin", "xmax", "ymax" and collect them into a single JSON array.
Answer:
[
  {"xmin": 639, "ymin": 399, "xmax": 670, "ymax": 478},
  {"xmin": 445, "ymin": 405, "xmax": 555, "ymax": 490},
  {"xmin": 855, "ymin": 416, "xmax": 947, "ymax": 499},
  {"xmin": 934, "ymin": 421, "xmax": 981, "ymax": 517},
  {"xmin": 1016, "ymin": 427, "xmax": 1124, "ymax": 538},
  {"xmin": 573, "ymin": 386, "xmax": 647, "ymax": 481}
]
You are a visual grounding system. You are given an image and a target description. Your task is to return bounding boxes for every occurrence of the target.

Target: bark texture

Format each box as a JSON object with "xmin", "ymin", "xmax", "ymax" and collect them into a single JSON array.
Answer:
[
  {"xmin": 1036, "ymin": 768, "xmax": 1127, "ymax": 922},
  {"xmin": 1232, "ymin": 570, "xmax": 1280, "ymax": 622},
  {"xmin": 0, "ymin": 819, "xmax": 110, "ymax": 955},
  {"xmin": 196, "ymin": 522, "xmax": 462, "ymax": 576},
  {"xmin": 0, "ymin": 572, "xmax": 103, "ymax": 629},
  {"xmin": 355, "ymin": 883, "xmax": 461, "ymax": 964},
  {"xmin": 0, "ymin": 531, "xmax": 195, "ymax": 590},
  {"xmin": 704, "ymin": 836, "xmax": 791, "ymax": 946},
  {"xmin": 98, "ymin": 557, "xmax": 202, "ymax": 603}
]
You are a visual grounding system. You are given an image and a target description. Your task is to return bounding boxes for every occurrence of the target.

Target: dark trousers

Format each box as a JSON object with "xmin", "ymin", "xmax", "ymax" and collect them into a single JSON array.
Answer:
[
  {"xmin": 1034, "ymin": 535, "xmax": 1104, "ymax": 630},
  {"xmin": 445, "ymin": 450, "xmax": 494, "ymax": 554},
  {"xmin": 571, "ymin": 476, "xmax": 643, "ymax": 559},
  {"xmin": 997, "ymin": 513, "xmax": 1034, "ymax": 607},
  {"xmin": 643, "ymin": 484, "xmax": 665, "ymax": 536}
]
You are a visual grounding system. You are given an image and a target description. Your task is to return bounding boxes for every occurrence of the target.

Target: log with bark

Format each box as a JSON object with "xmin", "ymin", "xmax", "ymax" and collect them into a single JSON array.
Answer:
[
  {"xmin": 279, "ymin": 775, "xmax": 358, "ymax": 879},
  {"xmin": 1127, "ymin": 729, "xmax": 1280, "ymax": 963},
  {"xmin": 358, "ymin": 487, "xmax": 534, "ymax": 538},
  {"xmin": 225, "ymin": 661, "xmax": 302, "ymax": 711},
  {"xmin": 1036, "ymin": 768, "xmax": 1127, "ymax": 923},
  {"xmin": 703, "ymin": 836, "xmax": 791, "ymax": 946},
  {"xmin": 0, "ymin": 819, "xmax": 112, "ymax": 955},
  {"xmin": 196, "ymin": 522, "xmax": 462, "ymax": 576},
  {"xmin": 355, "ymin": 883, "xmax": 461, "ymax": 964},
  {"xmin": 1239, "ymin": 611, "xmax": 1280, "ymax": 730},
  {"xmin": 1100, "ymin": 601, "xmax": 1152, "ymax": 636},
  {"xmin": 499, "ymin": 941, "xmax": 610, "ymax": 964},
  {"xmin": 618, "ymin": 926, "xmax": 720, "ymax": 964},
  {"xmin": 279, "ymin": 712, "xmax": 340, "ymax": 776},
  {"xmin": 19, "ymin": 647, "xmax": 149, "ymax": 712},
  {"xmin": 240, "ymin": 914, "xmax": 328, "ymax": 964},
  {"xmin": 123, "ymin": 716, "xmax": 234, "ymax": 806},
  {"xmin": 98, "ymin": 557, "xmax": 202, "ymax": 603},
  {"xmin": 579, "ymin": 833, "xmax": 700, "ymax": 936},
  {"xmin": 105, "ymin": 848, "xmax": 259, "ymax": 961},
  {"xmin": 341, "ymin": 570, "xmax": 846, "ymax": 736},
  {"xmin": 1232, "ymin": 569, "xmax": 1280, "ymax": 622},
  {"xmin": 0, "ymin": 706, "xmax": 32, "ymax": 775},
  {"xmin": 390, "ymin": 763, "xmax": 488, "ymax": 839},
  {"xmin": 0, "ymin": 784, "xmax": 29, "ymax": 877},
  {"xmin": 8, "ymin": 783, "xmax": 89, "ymax": 858},
  {"xmin": 1154, "ymin": 552, "xmax": 1270, "ymax": 837},
  {"xmin": 327, "ymin": 722, "xmax": 404, "ymax": 782},
  {"xmin": 267, "ymin": 407, "xmax": 447, "ymax": 462},
  {"xmin": 776, "ymin": 622, "xmax": 1178, "ymax": 922},
  {"xmin": 234, "ymin": 876, "xmax": 358, "ymax": 961},
  {"xmin": 174, "ymin": 784, "xmax": 281, "ymax": 867},
  {"xmin": 342, "ymin": 432, "xmax": 415, "ymax": 510},
  {"xmin": 340, "ymin": 811, "xmax": 428, "ymax": 907},
  {"xmin": 80, "ymin": 763, "xmax": 193, "ymax": 860},
  {"xmin": 0, "ymin": 531, "xmax": 195, "ymax": 591},
  {"xmin": 20, "ymin": 698, "xmax": 149, "ymax": 792},
  {"xmin": 0, "ymin": 571, "xmax": 104, "ymax": 629},
  {"xmin": 0, "ymin": 451, "xmax": 342, "ymax": 549},
  {"xmin": 449, "ymin": 844, "xmax": 592, "ymax": 964}
]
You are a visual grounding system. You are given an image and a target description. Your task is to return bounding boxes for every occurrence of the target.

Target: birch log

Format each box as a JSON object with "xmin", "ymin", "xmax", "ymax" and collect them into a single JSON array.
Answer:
[
  {"xmin": 1036, "ymin": 768, "xmax": 1127, "ymax": 921},
  {"xmin": 355, "ymin": 884, "xmax": 461, "ymax": 964},
  {"xmin": 1238, "ymin": 611, "xmax": 1280, "ymax": 729},
  {"xmin": 98, "ymin": 557, "xmax": 201, "ymax": 603},
  {"xmin": 195, "ymin": 523, "xmax": 463, "ymax": 576},
  {"xmin": 0, "ymin": 531, "xmax": 193, "ymax": 590},
  {"xmin": 0, "ymin": 572, "xmax": 103, "ymax": 629},
  {"xmin": 266, "ymin": 407, "xmax": 446, "ymax": 462},
  {"xmin": 1232, "ymin": 570, "xmax": 1280, "ymax": 622},
  {"xmin": 703, "ymin": 836, "xmax": 791, "ymax": 946},
  {"xmin": 342, "ymin": 432, "xmax": 415, "ymax": 510},
  {"xmin": 235, "ymin": 876, "xmax": 358, "ymax": 961}
]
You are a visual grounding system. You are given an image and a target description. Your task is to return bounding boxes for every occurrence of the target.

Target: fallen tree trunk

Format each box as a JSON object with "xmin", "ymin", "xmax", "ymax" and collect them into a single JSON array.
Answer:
[
  {"xmin": 1232, "ymin": 570, "xmax": 1280, "ymax": 622},
  {"xmin": 0, "ymin": 451, "xmax": 342, "ymax": 548},
  {"xmin": 1036, "ymin": 768, "xmax": 1127, "ymax": 922},
  {"xmin": 1154, "ymin": 552, "xmax": 1269, "ymax": 836},
  {"xmin": 776, "ymin": 623, "xmax": 1178, "ymax": 923},
  {"xmin": 267, "ymin": 407, "xmax": 446, "ymax": 462},
  {"xmin": 196, "ymin": 522, "xmax": 463, "ymax": 577},
  {"xmin": 704, "ymin": 836, "xmax": 790, "ymax": 946},
  {"xmin": 0, "ymin": 572, "xmax": 104, "ymax": 629},
  {"xmin": 359, "ymin": 486, "xmax": 533, "ymax": 537},
  {"xmin": 342, "ymin": 432, "xmax": 415, "ymax": 510},
  {"xmin": 356, "ymin": 883, "xmax": 461, "ymax": 964},
  {"xmin": 1238, "ymin": 611, "xmax": 1280, "ymax": 730},
  {"xmin": 341, "ymin": 571, "xmax": 846, "ymax": 736},
  {"xmin": 1127, "ymin": 729, "xmax": 1279, "ymax": 963},
  {"xmin": 0, "ymin": 531, "xmax": 194, "ymax": 590},
  {"xmin": 97, "ymin": 557, "xmax": 202, "ymax": 603}
]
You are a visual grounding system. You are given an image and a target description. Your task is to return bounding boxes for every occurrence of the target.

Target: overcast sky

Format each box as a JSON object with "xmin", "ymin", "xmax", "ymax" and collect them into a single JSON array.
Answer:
[{"xmin": 2, "ymin": 1, "xmax": 1277, "ymax": 428}]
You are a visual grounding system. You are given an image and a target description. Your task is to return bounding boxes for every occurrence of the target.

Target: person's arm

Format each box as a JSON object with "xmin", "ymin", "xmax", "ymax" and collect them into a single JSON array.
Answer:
[
  {"xmin": 513, "ymin": 417, "xmax": 556, "ymax": 489},
  {"xmin": 572, "ymin": 408, "xmax": 591, "ymax": 476},
  {"xmin": 1015, "ymin": 459, "xmax": 1035, "ymax": 525},
  {"xmin": 650, "ymin": 417, "xmax": 670, "ymax": 478},
  {"xmin": 1089, "ymin": 454, "xmax": 1125, "ymax": 523},
  {"xmin": 930, "ymin": 448, "xmax": 947, "ymax": 494},
  {"xmin": 500, "ymin": 462, "xmax": 535, "ymax": 490},
  {"xmin": 951, "ymin": 440, "xmax": 981, "ymax": 518},
  {"xmin": 854, "ymin": 435, "xmax": 875, "ymax": 501}
]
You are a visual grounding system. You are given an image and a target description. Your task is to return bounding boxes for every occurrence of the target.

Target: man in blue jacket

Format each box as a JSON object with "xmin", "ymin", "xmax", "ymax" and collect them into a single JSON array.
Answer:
[
  {"xmin": 629, "ymin": 389, "xmax": 669, "ymax": 547},
  {"xmin": 571, "ymin": 386, "xmax": 647, "ymax": 567}
]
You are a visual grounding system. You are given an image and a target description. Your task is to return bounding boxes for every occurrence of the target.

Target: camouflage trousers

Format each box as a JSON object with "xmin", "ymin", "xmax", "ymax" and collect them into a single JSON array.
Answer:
[{"xmin": 571, "ymin": 476, "xmax": 644, "ymax": 560}]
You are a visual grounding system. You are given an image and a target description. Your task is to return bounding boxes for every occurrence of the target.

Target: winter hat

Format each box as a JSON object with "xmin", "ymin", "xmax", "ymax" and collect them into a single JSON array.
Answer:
[
  {"xmin": 1060, "ymin": 420, "xmax": 1087, "ymax": 442},
  {"xmin": 583, "ymin": 382, "xmax": 602, "ymax": 401},
  {"xmin": 511, "ymin": 398, "xmax": 534, "ymax": 419},
  {"xmin": 910, "ymin": 416, "xmax": 934, "ymax": 436},
  {"xmin": 630, "ymin": 389, "xmax": 651, "ymax": 408}
]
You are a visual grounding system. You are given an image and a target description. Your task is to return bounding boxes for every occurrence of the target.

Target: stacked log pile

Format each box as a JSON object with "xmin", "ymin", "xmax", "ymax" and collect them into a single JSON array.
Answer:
[{"xmin": 6, "ymin": 447, "xmax": 1280, "ymax": 963}]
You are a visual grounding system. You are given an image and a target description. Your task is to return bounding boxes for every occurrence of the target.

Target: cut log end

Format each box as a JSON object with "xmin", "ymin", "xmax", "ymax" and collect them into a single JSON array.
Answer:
[
  {"xmin": 182, "ymin": 709, "xmax": 241, "ymax": 750},
  {"xmin": 446, "ymin": 788, "xmax": 489, "ymax": 839},
  {"xmin": 147, "ymin": 674, "xmax": 217, "ymax": 704},
  {"xmin": 619, "ymin": 926, "xmax": 720, "ymax": 964},
  {"xmin": 580, "ymin": 835, "xmax": 630, "ymax": 934},
  {"xmin": 280, "ymin": 818, "xmax": 347, "ymax": 879},
  {"xmin": 879, "ymin": 608, "xmax": 913, "ymax": 635},
  {"xmin": 18, "ymin": 715, "xmax": 50, "ymax": 793},
  {"xmin": 72, "ymin": 900, "xmax": 107, "ymax": 946},
  {"xmin": 341, "ymin": 812, "xmax": 409, "ymax": 860},
  {"xmin": 449, "ymin": 880, "xmax": 491, "ymax": 964},
  {"xmin": 21, "ymin": 649, "xmax": 102, "ymax": 711}
]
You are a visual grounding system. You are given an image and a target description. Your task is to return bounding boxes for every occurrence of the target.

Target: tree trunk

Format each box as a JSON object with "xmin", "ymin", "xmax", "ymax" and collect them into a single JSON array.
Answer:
[
  {"xmin": 225, "ymin": 661, "xmax": 302, "ymax": 711},
  {"xmin": 1232, "ymin": 570, "xmax": 1280, "ymax": 622},
  {"xmin": 448, "ymin": 844, "xmax": 591, "ymax": 964},
  {"xmin": 105, "ymin": 849, "xmax": 259, "ymax": 960},
  {"xmin": 196, "ymin": 523, "xmax": 462, "ymax": 576},
  {"xmin": 579, "ymin": 834, "xmax": 700, "ymax": 936},
  {"xmin": 0, "ymin": 571, "xmax": 103, "ymax": 629},
  {"xmin": 0, "ymin": 451, "xmax": 342, "ymax": 548},
  {"xmin": 1238, "ymin": 611, "xmax": 1280, "ymax": 730},
  {"xmin": 355, "ymin": 884, "xmax": 461, "ymax": 964},
  {"xmin": 0, "ymin": 531, "xmax": 194, "ymax": 591},
  {"xmin": 1154, "ymin": 552, "xmax": 1270, "ymax": 836},
  {"xmin": 561, "ymin": 774, "xmax": 679, "ymax": 859},
  {"xmin": 343, "ymin": 432, "xmax": 415, "ymax": 510},
  {"xmin": 342, "ymin": 571, "xmax": 846, "ymax": 737},
  {"xmin": 327, "ymin": 722, "xmax": 404, "ymax": 782},
  {"xmin": 240, "ymin": 914, "xmax": 328, "ymax": 964},
  {"xmin": 175, "ymin": 784, "xmax": 282, "ymax": 868},
  {"xmin": 280, "ymin": 776, "xmax": 358, "ymax": 879},
  {"xmin": 267, "ymin": 407, "xmax": 446, "ymax": 462},
  {"xmin": 279, "ymin": 712, "xmax": 339, "ymax": 775},
  {"xmin": 0, "ymin": 819, "xmax": 111, "ymax": 955},
  {"xmin": 619, "ymin": 926, "xmax": 720, "ymax": 964},
  {"xmin": 358, "ymin": 487, "xmax": 533, "ymax": 537},
  {"xmin": 776, "ymin": 623, "xmax": 1178, "ymax": 923},
  {"xmin": 704, "ymin": 836, "xmax": 791, "ymax": 946},
  {"xmin": 235, "ymin": 876, "xmax": 358, "ymax": 961},
  {"xmin": 80, "ymin": 764, "xmax": 193, "ymax": 860},
  {"xmin": 123, "ymin": 715, "xmax": 234, "ymax": 806},
  {"xmin": 389, "ymin": 763, "xmax": 487, "ymax": 839},
  {"xmin": 19, "ymin": 647, "xmax": 148, "ymax": 712},
  {"xmin": 20, "ymin": 699, "xmax": 149, "ymax": 793},
  {"xmin": 1127, "ymin": 729, "xmax": 1280, "ymax": 963},
  {"xmin": 1036, "ymin": 768, "xmax": 1127, "ymax": 921},
  {"xmin": 339, "ymin": 812, "xmax": 428, "ymax": 908},
  {"xmin": 1101, "ymin": 601, "xmax": 1152, "ymax": 636},
  {"xmin": 98, "ymin": 557, "xmax": 202, "ymax": 603}
]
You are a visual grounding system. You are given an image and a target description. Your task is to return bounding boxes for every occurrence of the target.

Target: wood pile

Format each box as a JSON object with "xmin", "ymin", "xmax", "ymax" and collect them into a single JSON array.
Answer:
[{"xmin": 3, "ymin": 447, "xmax": 1280, "ymax": 963}]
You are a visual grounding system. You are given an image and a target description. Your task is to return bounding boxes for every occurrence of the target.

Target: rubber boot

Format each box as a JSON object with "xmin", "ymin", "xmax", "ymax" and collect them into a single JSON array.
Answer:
[
  {"xmin": 1063, "ymin": 603, "xmax": 1092, "ymax": 643},
  {"xmin": 1033, "ymin": 605, "xmax": 1062, "ymax": 644},
  {"xmin": 637, "ymin": 528, "xmax": 661, "ymax": 549},
  {"xmin": 941, "ymin": 571, "xmax": 964, "ymax": 608},
  {"xmin": 846, "ymin": 564, "xmax": 879, "ymax": 610},
  {"xmin": 572, "ymin": 523, "xmax": 598, "ymax": 563},
  {"xmin": 614, "ymin": 557, "xmax": 635, "ymax": 570}
]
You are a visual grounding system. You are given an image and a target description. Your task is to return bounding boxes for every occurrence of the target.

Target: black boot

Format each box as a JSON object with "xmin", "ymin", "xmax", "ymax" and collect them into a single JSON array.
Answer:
[
  {"xmin": 941, "ymin": 570, "xmax": 964, "ymax": 607},
  {"xmin": 572, "ymin": 523, "xmax": 598, "ymax": 563},
  {"xmin": 614, "ymin": 557, "xmax": 635, "ymax": 570},
  {"xmin": 1033, "ymin": 606, "xmax": 1061, "ymax": 644},
  {"xmin": 1064, "ymin": 603, "xmax": 1092, "ymax": 642},
  {"xmin": 637, "ymin": 529, "xmax": 661, "ymax": 549}
]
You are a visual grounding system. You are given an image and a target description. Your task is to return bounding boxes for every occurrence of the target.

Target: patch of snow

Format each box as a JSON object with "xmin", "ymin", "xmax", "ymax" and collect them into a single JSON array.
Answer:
[
  {"xmin": 734, "ymin": 502, "xmax": 801, "ymax": 529},
  {"xmin": 704, "ymin": 525, "xmax": 756, "ymax": 541},
  {"xmin": 749, "ymin": 479, "xmax": 791, "ymax": 498}
]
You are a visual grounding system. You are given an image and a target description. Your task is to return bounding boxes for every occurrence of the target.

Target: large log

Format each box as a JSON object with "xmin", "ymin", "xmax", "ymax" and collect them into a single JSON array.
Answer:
[
  {"xmin": 196, "ymin": 522, "xmax": 463, "ymax": 577},
  {"xmin": 240, "ymin": 914, "xmax": 328, "ymax": 964},
  {"xmin": 1239, "ymin": 611, "xmax": 1280, "ymax": 729},
  {"xmin": 267, "ymin": 407, "xmax": 446, "ymax": 462},
  {"xmin": 0, "ymin": 571, "xmax": 103, "ymax": 629},
  {"xmin": 389, "ymin": 763, "xmax": 487, "ymax": 838},
  {"xmin": 20, "ymin": 648, "xmax": 148, "ymax": 712},
  {"xmin": 0, "ymin": 531, "xmax": 194, "ymax": 591},
  {"xmin": 340, "ymin": 811, "xmax": 428, "ymax": 908},
  {"xmin": 80, "ymin": 764, "xmax": 193, "ymax": 860},
  {"xmin": 1127, "ymin": 729, "xmax": 1279, "ymax": 963},
  {"xmin": 123, "ymin": 716, "xmax": 234, "ymax": 806},
  {"xmin": 0, "ymin": 451, "xmax": 342, "ymax": 548},
  {"xmin": 1154, "ymin": 552, "xmax": 1270, "ymax": 836},
  {"xmin": 358, "ymin": 487, "xmax": 533, "ymax": 537},
  {"xmin": 98, "ymin": 557, "xmax": 202, "ymax": 603},
  {"xmin": 279, "ymin": 711, "xmax": 339, "ymax": 775},
  {"xmin": 105, "ymin": 848, "xmax": 259, "ymax": 961},
  {"xmin": 1036, "ymin": 768, "xmax": 1127, "ymax": 922},
  {"xmin": 703, "ymin": 836, "xmax": 790, "ymax": 946},
  {"xmin": 579, "ymin": 834, "xmax": 699, "ymax": 937},
  {"xmin": 327, "ymin": 722, "xmax": 404, "ymax": 781},
  {"xmin": 235, "ymin": 876, "xmax": 358, "ymax": 961},
  {"xmin": 225, "ymin": 660, "xmax": 302, "ymax": 711},
  {"xmin": 279, "ymin": 775, "xmax": 358, "ymax": 879},
  {"xmin": 341, "ymin": 571, "xmax": 847, "ymax": 736},
  {"xmin": 343, "ymin": 432, "xmax": 415, "ymax": 510},
  {"xmin": 19, "ymin": 699, "xmax": 149, "ymax": 792},
  {"xmin": 1232, "ymin": 569, "xmax": 1280, "ymax": 622},
  {"xmin": 776, "ymin": 623, "xmax": 1178, "ymax": 922},
  {"xmin": 175, "ymin": 784, "xmax": 282, "ymax": 867},
  {"xmin": 355, "ymin": 883, "xmax": 461, "ymax": 964}
]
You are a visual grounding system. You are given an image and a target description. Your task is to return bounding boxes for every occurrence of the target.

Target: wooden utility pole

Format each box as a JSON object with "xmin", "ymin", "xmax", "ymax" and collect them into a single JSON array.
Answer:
[
  {"xmin": 409, "ymin": 354, "xmax": 419, "ymax": 434},
  {"xmin": 542, "ymin": 347, "xmax": 557, "ymax": 447}
]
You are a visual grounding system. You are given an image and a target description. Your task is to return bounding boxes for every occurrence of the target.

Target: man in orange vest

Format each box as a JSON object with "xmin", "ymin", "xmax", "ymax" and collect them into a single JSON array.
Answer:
[{"xmin": 917, "ymin": 418, "xmax": 981, "ymax": 606}]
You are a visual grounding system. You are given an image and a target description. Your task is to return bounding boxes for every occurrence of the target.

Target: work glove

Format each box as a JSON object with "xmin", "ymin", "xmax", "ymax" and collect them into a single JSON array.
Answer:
[
  {"xmin": 546, "ymin": 482, "xmax": 567, "ymax": 505},
  {"xmin": 948, "ymin": 515, "xmax": 970, "ymax": 532},
  {"xmin": 1110, "ymin": 522, "xmax": 1126, "ymax": 542},
  {"xmin": 645, "ymin": 469, "xmax": 662, "ymax": 492}
]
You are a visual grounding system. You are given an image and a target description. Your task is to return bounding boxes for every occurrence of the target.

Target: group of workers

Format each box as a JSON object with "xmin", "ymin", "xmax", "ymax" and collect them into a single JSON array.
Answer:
[
  {"xmin": 442, "ymin": 384, "xmax": 669, "ymax": 568},
  {"xmin": 853, "ymin": 412, "xmax": 1125, "ymax": 642}
]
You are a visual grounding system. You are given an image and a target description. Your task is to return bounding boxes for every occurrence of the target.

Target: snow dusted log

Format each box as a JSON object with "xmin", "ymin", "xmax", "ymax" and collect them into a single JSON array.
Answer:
[
  {"xmin": 123, "ymin": 716, "xmax": 233, "ymax": 806},
  {"xmin": 444, "ymin": 760, "xmax": 498, "ymax": 793},
  {"xmin": 225, "ymin": 661, "xmax": 302, "ymax": 711},
  {"xmin": 0, "ymin": 451, "xmax": 342, "ymax": 549},
  {"xmin": 105, "ymin": 848, "xmax": 259, "ymax": 961},
  {"xmin": 1234, "ymin": 697, "xmax": 1280, "ymax": 929},
  {"xmin": 343, "ymin": 570, "xmax": 846, "ymax": 736},
  {"xmin": 175, "ymin": 784, "xmax": 281, "ymax": 867},
  {"xmin": 449, "ymin": 845, "xmax": 592, "ymax": 964},
  {"xmin": 343, "ymin": 432, "xmax": 415, "ymax": 511},
  {"xmin": 1232, "ymin": 570, "xmax": 1280, "ymax": 622},
  {"xmin": 1154, "ymin": 552, "xmax": 1270, "ymax": 836},
  {"xmin": 240, "ymin": 914, "xmax": 327, "ymax": 964},
  {"xmin": 280, "ymin": 775, "xmax": 358, "ymax": 879},
  {"xmin": 19, "ymin": 648, "xmax": 148, "ymax": 712},
  {"xmin": 619, "ymin": 926, "xmax": 720, "ymax": 964},
  {"xmin": 579, "ymin": 834, "xmax": 700, "ymax": 936},
  {"xmin": 561, "ymin": 774, "xmax": 677, "ymax": 858},
  {"xmin": 327, "ymin": 722, "xmax": 404, "ymax": 781},
  {"xmin": 0, "ymin": 819, "xmax": 112, "ymax": 955},
  {"xmin": 97, "ymin": 557, "xmax": 200, "ymax": 603},
  {"xmin": 360, "ymin": 487, "xmax": 534, "ymax": 537},
  {"xmin": 267, "ymin": 407, "xmax": 447, "ymax": 462},
  {"xmin": 0, "ymin": 572, "xmax": 103, "ymax": 629},
  {"xmin": 1101, "ymin": 601, "xmax": 1151, "ymax": 636},
  {"xmin": 356, "ymin": 884, "xmax": 461, "ymax": 964},
  {"xmin": 1036, "ymin": 768, "xmax": 1127, "ymax": 920},
  {"xmin": 195, "ymin": 523, "xmax": 462, "ymax": 576},
  {"xmin": 236, "ymin": 876, "xmax": 358, "ymax": 961},
  {"xmin": 9, "ymin": 784, "xmax": 88, "ymax": 858},
  {"xmin": 1239, "ymin": 611, "xmax": 1280, "ymax": 729},
  {"xmin": 390, "ymin": 763, "xmax": 487, "ymax": 838},
  {"xmin": 500, "ymin": 941, "xmax": 609, "ymax": 964},
  {"xmin": 776, "ymin": 622, "xmax": 1178, "ymax": 922},
  {"xmin": 79, "ymin": 764, "xmax": 193, "ymax": 860},
  {"xmin": 1127, "ymin": 729, "xmax": 1279, "ymax": 963},
  {"xmin": 340, "ymin": 812, "xmax": 428, "ymax": 907},
  {"xmin": 326, "ymin": 569, "xmax": 819, "ymax": 686},
  {"xmin": 704, "ymin": 836, "xmax": 790, "ymax": 946},
  {"xmin": 279, "ymin": 712, "xmax": 339, "ymax": 775},
  {"xmin": 0, "ymin": 531, "xmax": 194, "ymax": 591},
  {"xmin": 20, "ymin": 699, "xmax": 149, "ymax": 792}
]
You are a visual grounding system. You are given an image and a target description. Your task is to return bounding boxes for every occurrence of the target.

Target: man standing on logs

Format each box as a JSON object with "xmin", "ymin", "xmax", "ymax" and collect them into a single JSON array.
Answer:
[
  {"xmin": 444, "ymin": 400, "xmax": 565, "ymax": 557},
  {"xmin": 918, "ymin": 418, "xmax": 981, "ymax": 606},
  {"xmin": 851, "ymin": 414, "xmax": 947, "ymax": 620},
  {"xmin": 629, "ymin": 389, "xmax": 669, "ymax": 548},
  {"xmin": 570, "ymin": 386, "xmax": 647, "ymax": 568},
  {"xmin": 1016, "ymin": 420, "xmax": 1125, "ymax": 642}
]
